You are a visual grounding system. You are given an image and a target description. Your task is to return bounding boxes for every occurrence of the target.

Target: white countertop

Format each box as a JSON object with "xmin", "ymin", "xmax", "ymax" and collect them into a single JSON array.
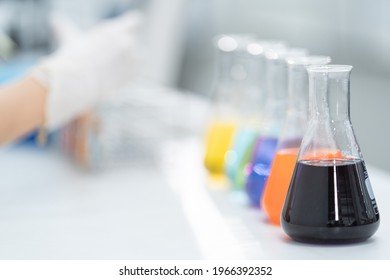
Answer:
[{"xmin": 0, "ymin": 137, "xmax": 389, "ymax": 260}]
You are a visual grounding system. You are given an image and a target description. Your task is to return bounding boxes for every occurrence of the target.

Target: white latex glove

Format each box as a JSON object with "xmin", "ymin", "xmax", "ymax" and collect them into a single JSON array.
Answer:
[{"xmin": 31, "ymin": 11, "xmax": 143, "ymax": 130}]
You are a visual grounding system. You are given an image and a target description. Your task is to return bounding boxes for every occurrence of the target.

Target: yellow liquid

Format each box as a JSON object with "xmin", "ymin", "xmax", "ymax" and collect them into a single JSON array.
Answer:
[{"xmin": 204, "ymin": 121, "xmax": 236, "ymax": 175}]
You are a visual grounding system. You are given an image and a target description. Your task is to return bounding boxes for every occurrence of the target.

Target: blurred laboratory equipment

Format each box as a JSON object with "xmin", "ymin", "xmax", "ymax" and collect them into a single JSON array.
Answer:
[
  {"xmin": 59, "ymin": 85, "xmax": 201, "ymax": 169},
  {"xmin": 203, "ymin": 34, "xmax": 254, "ymax": 177},
  {"xmin": 0, "ymin": 0, "xmax": 51, "ymax": 52},
  {"xmin": 281, "ymin": 65, "xmax": 380, "ymax": 243},
  {"xmin": 261, "ymin": 55, "xmax": 331, "ymax": 225},
  {"xmin": 224, "ymin": 40, "xmax": 286, "ymax": 190},
  {"xmin": 0, "ymin": 0, "xmax": 51, "ymax": 82},
  {"xmin": 244, "ymin": 47, "xmax": 308, "ymax": 207}
]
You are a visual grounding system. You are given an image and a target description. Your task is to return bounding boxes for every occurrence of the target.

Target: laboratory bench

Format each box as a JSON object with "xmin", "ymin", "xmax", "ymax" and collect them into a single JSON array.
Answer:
[
  {"xmin": 0, "ymin": 88, "xmax": 389, "ymax": 260},
  {"xmin": 0, "ymin": 137, "xmax": 389, "ymax": 260}
]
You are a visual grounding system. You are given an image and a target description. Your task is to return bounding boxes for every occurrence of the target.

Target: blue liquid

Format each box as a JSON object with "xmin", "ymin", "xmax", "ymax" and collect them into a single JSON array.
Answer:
[
  {"xmin": 245, "ymin": 136, "xmax": 278, "ymax": 207},
  {"xmin": 225, "ymin": 127, "xmax": 258, "ymax": 189}
]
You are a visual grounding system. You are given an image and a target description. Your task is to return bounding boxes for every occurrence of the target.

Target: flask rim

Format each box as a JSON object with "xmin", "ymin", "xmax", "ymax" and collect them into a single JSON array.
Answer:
[
  {"xmin": 247, "ymin": 40, "xmax": 286, "ymax": 55},
  {"xmin": 266, "ymin": 47, "xmax": 308, "ymax": 60},
  {"xmin": 213, "ymin": 34, "xmax": 286, "ymax": 55},
  {"xmin": 214, "ymin": 34, "xmax": 256, "ymax": 52},
  {"xmin": 306, "ymin": 64, "xmax": 353, "ymax": 72},
  {"xmin": 287, "ymin": 55, "xmax": 331, "ymax": 66}
]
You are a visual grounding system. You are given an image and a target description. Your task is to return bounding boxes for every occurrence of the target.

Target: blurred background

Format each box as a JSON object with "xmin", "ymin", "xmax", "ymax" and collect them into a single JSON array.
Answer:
[
  {"xmin": 1, "ymin": 0, "xmax": 389, "ymax": 170},
  {"xmin": 1, "ymin": 0, "xmax": 390, "ymax": 260}
]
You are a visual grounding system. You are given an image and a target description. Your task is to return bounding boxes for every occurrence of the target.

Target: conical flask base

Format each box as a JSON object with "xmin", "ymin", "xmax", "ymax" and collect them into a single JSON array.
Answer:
[{"xmin": 281, "ymin": 158, "xmax": 380, "ymax": 244}]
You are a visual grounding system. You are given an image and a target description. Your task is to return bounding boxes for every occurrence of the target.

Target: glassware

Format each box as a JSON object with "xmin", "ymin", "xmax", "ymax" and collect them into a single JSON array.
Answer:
[
  {"xmin": 281, "ymin": 65, "xmax": 380, "ymax": 243},
  {"xmin": 224, "ymin": 40, "xmax": 286, "ymax": 190},
  {"xmin": 244, "ymin": 48, "xmax": 308, "ymax": 207},
  {"xmin": 262, "ymin": 56, "xmax": 331, "ymax": 225},
  {"xmin": 59, "ymin": 86, "xmax": 189, "ymax": 170},
  {"xmin": 204, "ymin": 34, "xmax": 256, "ymax": 176}
]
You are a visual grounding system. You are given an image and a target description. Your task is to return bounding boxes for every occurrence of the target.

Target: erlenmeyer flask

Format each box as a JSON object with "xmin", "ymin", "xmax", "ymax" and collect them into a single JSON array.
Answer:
[
  {"xmin": 244, "ymin": 48, "xmax": 308, "ymax": 207},
  {"xmin": 225, "ymin": 40, "xmax": 286, "ymax": 190},
  {"xmin": 204, "ymin": 34, "xmax": 255, "ymax": 177},
  {"xmin": 281, "ymin": 65, "xmax": 380, "ymax": 243},
  {"xmin": 262, "ymin": 56, "xmax": 331, "ymax": 225}
]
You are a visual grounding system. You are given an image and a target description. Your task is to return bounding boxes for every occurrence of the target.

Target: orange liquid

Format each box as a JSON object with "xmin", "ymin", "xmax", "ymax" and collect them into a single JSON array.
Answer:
[
  {"xmin": 262, "ymin": 148, "xmax": 343, "ymax": 225},
  {"xmin": 262, "ymin": 148, "xmax": 298, "ymax": 225},
  {"xmin": 301, "ymin": 149, "xmax": 344, "ymax": 161}
]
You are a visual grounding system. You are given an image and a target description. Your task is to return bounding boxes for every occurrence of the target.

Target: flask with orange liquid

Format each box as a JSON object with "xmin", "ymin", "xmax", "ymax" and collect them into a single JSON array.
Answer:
[{"xmin": 262, "ymin": 56, "xmax": 331, "ymax": 225}]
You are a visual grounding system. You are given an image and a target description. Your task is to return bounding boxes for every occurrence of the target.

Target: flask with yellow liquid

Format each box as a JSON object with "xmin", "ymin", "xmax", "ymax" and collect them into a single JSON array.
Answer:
[{"xmin": 204, "ymin": 34, "xmax": 255, "ymax": 177}]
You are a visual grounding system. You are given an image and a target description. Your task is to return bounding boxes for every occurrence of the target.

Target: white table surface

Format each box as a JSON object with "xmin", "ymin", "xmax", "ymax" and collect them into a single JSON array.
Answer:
[{"xmin": 0, "ymin": 137, "xmax": 389, "ymax": 260}]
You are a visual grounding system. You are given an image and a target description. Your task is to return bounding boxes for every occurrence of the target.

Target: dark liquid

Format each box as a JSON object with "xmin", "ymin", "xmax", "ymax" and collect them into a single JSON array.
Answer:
[{"xmin": 281, "ymin": 159, "xmax": 379, "ymax": 244}]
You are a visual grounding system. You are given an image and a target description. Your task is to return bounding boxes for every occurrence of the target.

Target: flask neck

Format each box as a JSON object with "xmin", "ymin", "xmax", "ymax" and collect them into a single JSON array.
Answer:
[
  {"xmin": 298, "ymin": 65, "xmax": 361, "ymax": 161},
  {"xmin": 309, "ymin": 68, "xmax": 351, "ymax": 123},
  {"xmin": 288, "ymin": 64, "xmax": 309, "ymax": 117},
  {"xmin": 261, "ymin": 57, "xmax": 288, "ymax": 133},
  {"xmin": 216, "ymin": 51, "xmax": 264, "ymax": 85},
  {"xmin": 266, "ymin": 58, "xmax": 288, "ymax": 102},
  {"xmin": 213, "ymin": 50, "xmax": 266, "ymax": 120}
]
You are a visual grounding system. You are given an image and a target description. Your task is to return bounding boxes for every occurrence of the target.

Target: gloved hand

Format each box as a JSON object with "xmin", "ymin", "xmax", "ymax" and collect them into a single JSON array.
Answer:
[{"xmin": 31, "ymin": 11, "xmax": 143, "ymax": 130}]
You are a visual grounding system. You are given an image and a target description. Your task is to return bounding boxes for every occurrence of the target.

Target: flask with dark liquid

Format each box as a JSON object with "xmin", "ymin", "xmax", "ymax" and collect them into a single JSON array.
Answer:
[{"xmin": 281, "ymin": 65, "xmax": 380, "ymax": 243}]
